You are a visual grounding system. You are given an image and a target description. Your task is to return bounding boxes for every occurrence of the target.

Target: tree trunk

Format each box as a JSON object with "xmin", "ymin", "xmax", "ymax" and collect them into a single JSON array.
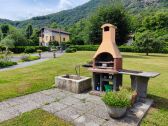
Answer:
[
  {"xmin": 146, "ymin": 52, "xmax": 149, "ymax": 56},
  {"xmin": 5, "ymin": 47, "xmax": 8, "ymax": 60}
]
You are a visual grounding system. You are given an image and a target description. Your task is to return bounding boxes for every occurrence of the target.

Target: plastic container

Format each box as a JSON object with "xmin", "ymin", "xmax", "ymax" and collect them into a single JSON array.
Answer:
[{"xmin": 104, "ymin": 85, "xmax": 112, "ymax": 92}]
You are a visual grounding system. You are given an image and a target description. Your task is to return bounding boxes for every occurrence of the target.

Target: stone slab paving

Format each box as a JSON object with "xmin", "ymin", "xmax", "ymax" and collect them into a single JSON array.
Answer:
[{"xmin": 0, "ymin": 88, "xmax": 153, "ymax": 126}]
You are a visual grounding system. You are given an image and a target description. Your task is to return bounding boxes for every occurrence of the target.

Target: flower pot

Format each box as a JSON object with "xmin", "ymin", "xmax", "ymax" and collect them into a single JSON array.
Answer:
[
  {"xmin": 104, "ymin": 85, "xmax": 112, "ymax": 92},
  {"xmin": 106, "ymin": 105, "xmax": 127, "ymax": 118}
]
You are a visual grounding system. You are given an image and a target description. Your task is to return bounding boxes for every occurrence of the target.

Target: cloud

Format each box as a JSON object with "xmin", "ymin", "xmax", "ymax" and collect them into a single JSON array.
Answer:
[
  {"xmin": 58, "ymin": 0, "xmax": 73, "ymax": 10},
  {"xmin": 0, "ymin": 0, "xmax": 90, "ymax": 21}
]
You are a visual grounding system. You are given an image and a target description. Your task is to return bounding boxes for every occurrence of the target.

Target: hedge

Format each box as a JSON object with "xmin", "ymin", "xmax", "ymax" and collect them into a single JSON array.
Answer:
[
  {"xmin": 69, "ymin": 45, "xmax": 99, "ymax": 51},
  {"xmin": 69, "ymin": 45, "xmax": 135, "ymax": 52},
  {"xmin": 65, "ymin": 48, "xmax": 77, "ymax": 53},
  {"xmin": 0, "ymin": 61, "xmax": 17, "ymax": 68},
  {"xmin": 10, "ymin": 46, "xmax": 49, "ymax": 53},
  {"xmin": 119, "ymin": 45, "xmax": 135, "ymax": 52},
  {"xmin": 69, "ymin": 45, "xmax": 168, "ymax": 53}
]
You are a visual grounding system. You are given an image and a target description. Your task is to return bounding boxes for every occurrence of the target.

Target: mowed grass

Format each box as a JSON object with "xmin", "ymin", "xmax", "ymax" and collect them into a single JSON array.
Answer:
[
  {"xmin": 0, "ymin": 51, "xmax": 168, "ymax": 125},
  {"xmin": 0, "ymin": 109, "xmax": 73, "ymax": 126}
]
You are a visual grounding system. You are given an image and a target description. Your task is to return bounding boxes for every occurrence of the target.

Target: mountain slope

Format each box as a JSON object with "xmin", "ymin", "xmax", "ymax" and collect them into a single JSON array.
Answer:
[
  {"xmin": 0, "ymin": 0, "xmax": 167, "ymax": 28},
  {"xmin": 0, "ymin": 18, "xmax": 14, "ymax": 25},
  {"xmin": 14, "ymin": 0, "xmax": 101, "ymax": 28}
]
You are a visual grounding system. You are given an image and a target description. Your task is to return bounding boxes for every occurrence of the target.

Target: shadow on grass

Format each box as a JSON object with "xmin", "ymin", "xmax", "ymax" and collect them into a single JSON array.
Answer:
[
  {"xmin": 147, "ymin": 54, "xmax": 168, "ymax": 58},
  {"xmin": 123, "ymin": 54, "xmax": 168, "ymax": 59},
  {"xmin": 148, "ymin": 94, "xmax": 168, "ymax": 110},
  {"xmin": 122, "ymin": 54, "xmax": 149, "ymax": 59}
]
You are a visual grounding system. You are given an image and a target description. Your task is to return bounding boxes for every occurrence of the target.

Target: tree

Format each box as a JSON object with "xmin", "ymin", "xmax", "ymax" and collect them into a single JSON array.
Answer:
[
  {"xmin": 49, "ymin": 22, "xmax": 58, "ymax": 29},
  {"xmin": 30, "ymin": 28, "xmax": 41, "ymax": 46},
  {"xmin": 68, "ymin": 19, "xmax": 90, "ymax": 44},
  {"xmin": 71, "ymin": 36, "xmax": 84, "ymax": 45},
  {"xmin": 133, "ymin": 31, "xmax": 164, "ymax": 56},
  {"xmin": 9, "ymin": 30, "xmax": 27, "ymax": 46},
  {"xmin": 0, "ymin": 36, "xmax": 15, "ymax": 59},
  {"xmin": 88, "ymin": 5, "xmax": 131, "ymax": 45},
  {"xmin": 143, "ymin": 11, "xmax": 168, "ymax": 30},
  {"xmin": 1, "ymin": 24, "xmax": 9, "ymax": 38},
  {"xmin": 0, "ymin": 31, "xmax": 2, "ymax": 41},
  {"xmin": 26, "ymin": 24, "xmax": 33, "ymax": 39}
]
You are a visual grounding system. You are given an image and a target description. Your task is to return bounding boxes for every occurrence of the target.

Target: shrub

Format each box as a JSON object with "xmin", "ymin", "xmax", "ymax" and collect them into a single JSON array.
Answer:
[
  {"xmin": 20, "ymin": 55, "xmax": 40, "ymax": 62},
  {"xmin": 161, "ymin": 47, "xmax": 168, "ymax": 53},
  {"xmin": 69, "ymin": 45, "xmax": 99, "ymax": 51},
  {"xmin": 10, "ymin": 47, "xmax": 25, "ymax": 53},
  {"xmin": 37, "ymin": 49, "xmax": 42, "ymax": 53},
  {"xmin": 10, "ymin": 46, "xmax": 49, "ymax": 53},
  {"xmin": 65, "ymin": 48, "xmax": 77, "ymax": 53},
  {"xmin": 0, "ymin": 55, "xmax": 4, "ymax": 59},
  {"xmin": 37, "ymin": 46, "xmax": 49, "ymax": 52},
  {"xmin": 102, "ymin": 89, "xmax": 131, "ymax": 108},
  {"xmin": 0, "ymin": 60, "xmax": 17, "ymax": 68},
  {"xmin": 69, "ymin": 45, "xmax": 135, "ymax": 52},
  {"xmin": 119, "ymin": 45, "xmax": 135, "ymax": 52},
  {"xmin": 24, "ymin": 47, "xmax": 36, "ymax": 53},
  {"xmin": 49, "ymin": 41, "xmax": 59, "ymax": 47}
]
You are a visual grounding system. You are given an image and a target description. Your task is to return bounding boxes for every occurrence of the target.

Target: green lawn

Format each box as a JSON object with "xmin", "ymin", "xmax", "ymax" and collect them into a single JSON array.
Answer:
[
  {"xmin": 0, "ymin": 109, "xmax": 73, "ymax": 126},
  {"xmin": 0, "ymin": 51, "xmax": 168, "ymax": 125}
]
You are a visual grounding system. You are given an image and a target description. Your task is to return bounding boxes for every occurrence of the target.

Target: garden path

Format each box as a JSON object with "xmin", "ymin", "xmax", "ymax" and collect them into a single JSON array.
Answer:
[{"xmin": 0, "ymin": 52, "xmax": 64, "ymax": 72}]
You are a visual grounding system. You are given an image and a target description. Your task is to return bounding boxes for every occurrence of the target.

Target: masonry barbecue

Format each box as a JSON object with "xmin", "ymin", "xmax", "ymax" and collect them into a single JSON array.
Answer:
[{"xmin": 89, "ymin": 24, "xmax": 123, "ymax": 92}]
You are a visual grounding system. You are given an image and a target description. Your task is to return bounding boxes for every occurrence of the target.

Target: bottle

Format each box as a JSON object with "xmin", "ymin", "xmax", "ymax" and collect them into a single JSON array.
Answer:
[{"xmin": 96, "ymin": 82, "xmax": 100, "ymax": 91}]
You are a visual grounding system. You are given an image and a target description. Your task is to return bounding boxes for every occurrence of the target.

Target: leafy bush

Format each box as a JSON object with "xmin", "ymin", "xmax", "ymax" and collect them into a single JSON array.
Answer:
[
  {"xmin": 102, "ymin": 89, "xmax": 131, "ymax": 108},
  {"xmin": 162, "ymin": 47, "xmax": 168, "ymax": 53},
  {"xmin": 119, "ymin": 45, "xmax": 135, "ymax": 52},
  {"xmin": 10, "ymin": 46, "xmax": 49, "ymax": 53},
  {"xmin": 65, "ymin": 48, "xmax": 77, "ymax": 53},
  {"xmin": 49, "ymin": 41, "xmax": 59, "ymax": 47},
  {"xmin": 24, "ymin": 47, "xmax": 36, "ymax": 53},
  {"xmin": 20, "ymin": 55, "xmax": 40, "ymax": 62},
  {"xmin": 69, "ymin": 45, "xmax": 135, "ymax": 52},
  {"xmin": 68, "ymin": 45, "xmax": 168, "ymax": 54},
  {"xmin": 0, "ymin": 46, "xmax": 5, "ymax": 52},
  {"xmin": 0, "ymin": 60, "xmax": 17, "ymax": 68},
  {"xmin": 0, "ymin": 55, "xmax": 4, "ymax": 59},
  {"xmin": 37, "ymin": 49, "xmax": 42, "ymax": 53},
  {"xmin": 69, "ymin": 45, "xmax": 99, "ymax": 51}
]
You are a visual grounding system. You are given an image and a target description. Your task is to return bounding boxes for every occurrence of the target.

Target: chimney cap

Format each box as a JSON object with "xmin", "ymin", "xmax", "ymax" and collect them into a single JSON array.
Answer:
[{"xmin": 101, "ymin": 24, "xmax": 117, "ymax": 29}]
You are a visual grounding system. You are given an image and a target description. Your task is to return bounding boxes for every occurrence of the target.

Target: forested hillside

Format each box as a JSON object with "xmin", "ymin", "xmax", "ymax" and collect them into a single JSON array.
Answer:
[
  {"xmin": 0, "ymin": 0, "xmax": 167, "ymax": 48},
  {"xmin": 0, "ymin": 0, "xmax": 167, "ymax": 28}
]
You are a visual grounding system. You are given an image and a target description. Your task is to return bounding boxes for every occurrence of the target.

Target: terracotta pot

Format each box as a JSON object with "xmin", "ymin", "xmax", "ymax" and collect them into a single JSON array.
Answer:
[{"xmin": 106, "ymin": 105, "xmax": 127, "ymax": 118}]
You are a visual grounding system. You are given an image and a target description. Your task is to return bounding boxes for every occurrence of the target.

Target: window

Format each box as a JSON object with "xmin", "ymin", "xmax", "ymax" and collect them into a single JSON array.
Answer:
[
  {"xmin": 104, "ymin": 26, "xmax": 109, "ymax": 32},
  {"xmin": 46, "ymin": 36, "xmax": 48, "ymax": 41},
  {"xmin": 50, "ymin": 36, "xmax": 52, "ymax": 41},
  {"xmin": 52, "ymin": 36, "xmax": 55, "ymax": 40},
  {"xmin": 63, "ymin": 38, "xmax": 66, "ymax": 41}
]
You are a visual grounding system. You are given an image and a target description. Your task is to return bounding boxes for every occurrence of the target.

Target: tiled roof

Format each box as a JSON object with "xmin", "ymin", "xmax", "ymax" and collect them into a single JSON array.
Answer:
[{"xmin": 41, "ymin": 28, "xmax": 70, "ymax": 35}]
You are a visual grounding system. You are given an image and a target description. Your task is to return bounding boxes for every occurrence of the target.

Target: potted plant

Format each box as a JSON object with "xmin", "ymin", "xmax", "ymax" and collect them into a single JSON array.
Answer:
[
  {"xmin": 102, "ymin": 89, "xmax": 131, "ymax": 118},
  {"xmin": 37, "ymin": 49, "xmax": 42, "ymax": 58},
  {"xmin": 51, "ymin": 48, "xmax": 57, "ymax": 58}
]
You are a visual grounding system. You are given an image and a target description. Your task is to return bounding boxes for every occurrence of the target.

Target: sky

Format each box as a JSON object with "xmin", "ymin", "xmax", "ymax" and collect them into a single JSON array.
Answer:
[{"xmin": 0, "ymin": 0, "xmax": 90, "ymax": 21}]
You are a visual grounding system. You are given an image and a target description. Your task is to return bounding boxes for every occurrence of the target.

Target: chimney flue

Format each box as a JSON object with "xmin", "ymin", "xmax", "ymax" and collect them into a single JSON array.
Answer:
[{"xmin": 101, "ymin": 24, "xmax": 117, "ymax": 43}]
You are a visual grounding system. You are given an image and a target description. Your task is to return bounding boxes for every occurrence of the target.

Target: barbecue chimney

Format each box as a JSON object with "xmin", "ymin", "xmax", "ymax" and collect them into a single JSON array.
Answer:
[{"xmin": 93, "ymin": 24, "xmax": 122, "ymax": 71}]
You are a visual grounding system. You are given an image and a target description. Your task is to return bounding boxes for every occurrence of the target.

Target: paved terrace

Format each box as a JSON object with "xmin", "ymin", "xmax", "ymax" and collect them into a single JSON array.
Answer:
[{"xmin": 0, "ymin": 88, "xmax": 152, "ymax": 126}]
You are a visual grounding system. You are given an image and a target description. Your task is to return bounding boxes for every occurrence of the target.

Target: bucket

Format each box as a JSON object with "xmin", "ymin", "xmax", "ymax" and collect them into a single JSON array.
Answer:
[{"xmin": 104, "ymin": 85, "xmax": 112, "ymax": 92}]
